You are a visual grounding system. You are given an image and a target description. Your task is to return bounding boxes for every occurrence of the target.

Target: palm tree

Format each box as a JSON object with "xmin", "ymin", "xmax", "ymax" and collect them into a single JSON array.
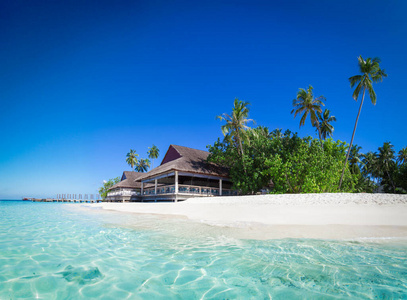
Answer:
[
  {"xmin": 291, "ymin": 85, "xmax": 325, "ymax": 146},
  {"xmin": 271, "ymin": 128, "xmax": 283, "ymax": 139},
  {"xmin": 126, "ymin": 149, "xmax": 139, "ymax": 170},
  {"xmin": 398, "ymin": 147, "xmax": 407, "ymax": 165},
  {"xmin": 256, "ymin": 126, "xmax": 272, "ymax": 139},
  {"xmin": 348, "ymin": 145, "xmax": 363, "ymax": 175},
  {"xmin": 217, "ymin": 98, "xmax": 254, "ymax": 172},
  {"xmin": 362, "ymin": 151, "xmax": 379, "ymax": 182},
  {"xmin": 135, "ymin": 158, "xmax": 151, "ymax": 173},
  {"xmin": 339, "ymin": 56, "xmax": 387, "ymax": 189},
  {"xmin": 317, "ymin": 109, "xmax": 336, "ymax": 140},
  {"xmin": 147, "ymin": 145, "xmax": 160, "ymax": 169},
  {"xmin": 377, "ymin": 142, "xmax": 396, "ymax": 192}
]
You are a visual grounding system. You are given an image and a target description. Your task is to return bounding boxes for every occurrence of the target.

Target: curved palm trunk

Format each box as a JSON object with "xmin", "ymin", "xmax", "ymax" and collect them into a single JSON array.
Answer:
[{"xmin": 339, "ymin": 87, "xmax": 366, "ymax": 189}]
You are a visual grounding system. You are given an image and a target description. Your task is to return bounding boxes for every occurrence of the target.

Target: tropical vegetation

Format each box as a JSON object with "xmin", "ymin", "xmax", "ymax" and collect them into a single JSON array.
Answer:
[
  {"xmin": 126, "ymin": 149, "xmax": 139, "ymax": 171},
  {"xmin": 135, "ymin": 158, "xmax": 151, "ymax": 173},
  {"xmin": 317, "ymin": 109, "xmax": 336, "ymax": 140},
  {"xmin": 339, "ymin": 56, "xmax": 387, "ymax": 188},
  {"xmin": 351, "ymin": 142, "xmax": 406, "ymax": 193},
  {"xmin": 209, "ymin": 125, "xmax": 355, "ymax": 194},
  {"xmin": 98, "ymin": 177, "xmax": 120, "ymax": 200},
  {"xmin": 210, "ymin": 92, "xmax": 405, "ymax": 194},
  {"xmin": 104, "ymin": 56, "xmax": 404, "ymax": 196},
  {"xmin": 291, "ymin": 85, "xmax": 325, "ymax": 146},
  {"xmin": 208, "ymin": 55, "xmax": 405, "ymax": 195},
  {"xmin": 216, "ymin": 98, "xmax": 254, "ymax": 173},
  {"xmin": 147, "ymin": 145, "xmax": 160, "ymax": 169}
]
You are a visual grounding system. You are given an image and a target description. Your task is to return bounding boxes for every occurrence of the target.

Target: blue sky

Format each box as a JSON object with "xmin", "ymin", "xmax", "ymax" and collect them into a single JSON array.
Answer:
[{"xmin": 1, "ymin": 0, "xmax": 406, "ymax": 199}]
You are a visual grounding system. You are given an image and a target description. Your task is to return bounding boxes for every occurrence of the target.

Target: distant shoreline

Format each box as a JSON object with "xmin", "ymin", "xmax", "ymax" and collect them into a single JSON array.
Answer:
[{"xmin": 79, "ymin": 193, "xmax": 407, "ymax": 240}]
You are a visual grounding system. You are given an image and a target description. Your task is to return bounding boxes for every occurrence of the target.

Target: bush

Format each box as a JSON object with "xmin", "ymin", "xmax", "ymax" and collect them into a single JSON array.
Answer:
[{"xmin": 208, "ymin": 127, "xmax": 355, "ymax": 194}]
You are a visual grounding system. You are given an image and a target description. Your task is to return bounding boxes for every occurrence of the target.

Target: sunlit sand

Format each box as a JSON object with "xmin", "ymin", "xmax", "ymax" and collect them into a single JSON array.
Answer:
[{"xmin": 81, "ymin": 193, "xmax": 407, "ymax": 240}]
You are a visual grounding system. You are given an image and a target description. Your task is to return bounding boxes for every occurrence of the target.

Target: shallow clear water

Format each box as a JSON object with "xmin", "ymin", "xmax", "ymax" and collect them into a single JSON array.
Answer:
[{"xmin": 0, "ymin": 201, "xmax": 406, "ymax": 299}]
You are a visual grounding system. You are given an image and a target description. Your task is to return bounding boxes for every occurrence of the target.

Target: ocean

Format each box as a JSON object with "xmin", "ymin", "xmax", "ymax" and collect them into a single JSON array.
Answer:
[{"xmin": 0, "ymin": 200, "xmax": 406, "ymax": 299}]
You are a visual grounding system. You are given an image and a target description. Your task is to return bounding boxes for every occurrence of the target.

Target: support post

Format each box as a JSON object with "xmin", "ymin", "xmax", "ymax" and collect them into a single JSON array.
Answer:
[
  {"xmin": 219, "ymin": 179, "xmax": 222, "ymax": 196},
  {"xmin": 141, "ymin": 182, "xmax": 144, "ymax": 202},
  {"xmin": 175, "ymin": 171, "xmax": 179, "ymax": 202},
  {"xmin": 154, "ymin": 179, "xmax": 158, "ymax": 202}
]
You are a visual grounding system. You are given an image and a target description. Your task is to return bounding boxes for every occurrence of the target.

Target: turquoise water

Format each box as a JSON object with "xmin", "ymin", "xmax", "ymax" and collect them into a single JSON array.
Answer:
[{"xmin": 0, "ymin": 201, "xmax": 406, "ymax": 299}]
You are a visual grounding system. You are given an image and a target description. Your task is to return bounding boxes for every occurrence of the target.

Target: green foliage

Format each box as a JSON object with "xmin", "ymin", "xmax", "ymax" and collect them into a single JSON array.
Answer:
[
  {"xmin": 147, "ymin": 145, "xmax": 159, "ymax": 168},
  {"xmin": 291, "ymin": 85, "xmax": 325, "ymax": 144},
  {"xmin": 135, "ymin": 158, "xmax": 151, "ymax": 172},
  {"xmin": 317, "ymin": 109, "xmax": 336, "ymax": 139},
  {"xmin": 394, "ymin": 164, "xmax": 407, "ymax": 193},
  {"xmin": 346, "ymin": 141, "xmax": 406, "ymax": 194},
  {"xmin": 266, "ymin": 137, "xmax": 354, "ymax": 194},
  {"xmin": 216, "ymin": 98, "xmax": 254, "ymax": 173},
  {"xmin": 398, "ymin": 147, "xmax": 407, "ymax": 165},
  {"xmin": 126, "ymin": 149, "xmax": 139, "ymax": 170},
  {"xmin": 353, "ymin": 173, "xmax": 377, "ymax": 193},
  {"xmin": 98, "ymin": 177, "xmax": 120, "ymax": 200},
  {"xmin": 349, "ymin": 56, "xmax": 387, "ymax": 105},
  {"xmin": 208, "ymin": 127, "xmax": 355, "ymax": 194},
  {"xmin": 339, "ymin": 56, "xmax": 387, "ymax": 188},
  {"xmin": 348, "ymin": 145, "xmax": 363, "ymax": 175}
]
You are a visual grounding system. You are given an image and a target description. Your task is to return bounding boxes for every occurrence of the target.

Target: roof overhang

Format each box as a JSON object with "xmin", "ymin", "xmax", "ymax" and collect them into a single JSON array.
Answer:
[
  {"xmin": 141, "ymin": 170, "xmax": 229, "ymax": 183},
  {"xmin": 141, "ymin": 171, "xmax": 175, "ymax": 183}
]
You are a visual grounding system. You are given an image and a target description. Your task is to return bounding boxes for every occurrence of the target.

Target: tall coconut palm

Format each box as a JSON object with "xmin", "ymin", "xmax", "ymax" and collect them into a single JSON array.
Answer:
[
  {"xmin": 291, "ymin": 85, "xmax": 325, "ymax": 146},
  {"xmin": 339, "ymin": 56, "xmax": 387, "ymax": 189},
  {"xmin": 135, "ymin": 158, "xmax": 151, "ymax": 173},
  {"xmin": 217, "ymin": 98, "xmax": 254, "ymax": 172},
  {"xmin": 126, "ymin": 149, "xmax": 139, "ymax": 171},
  {"xmin": 398, "ymin": 147, "xmax": 407, "ymax": 165},
  {"xmin": 348, "ymin": 145, "xmax": 363, "ymax": 175},
  {"xmin": 377, "ymin": 142, "xmax": 396, "ymax": 192},
  {"xmin": 362, "ymin": 151, "xmax": 379, "ymax": 182},
  {"xmin": 316, "ymin": 109, "xmax": 336, "ymax": 140},
  {"xmin": 147, "ymin": 145, "xmax": 159, "ymax": 169}
]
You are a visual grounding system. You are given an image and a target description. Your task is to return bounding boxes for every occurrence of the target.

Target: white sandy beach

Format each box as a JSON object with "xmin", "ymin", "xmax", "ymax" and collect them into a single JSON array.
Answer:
[{"xmin": 82, "ymin": 193, "xmax": 407, "ymax": 240}]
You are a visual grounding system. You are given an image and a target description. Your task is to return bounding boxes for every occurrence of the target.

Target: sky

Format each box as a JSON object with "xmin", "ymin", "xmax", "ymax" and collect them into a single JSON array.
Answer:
[{"xmin": 1, "ymin": 0, "xmax": 406, "ymax": 199}]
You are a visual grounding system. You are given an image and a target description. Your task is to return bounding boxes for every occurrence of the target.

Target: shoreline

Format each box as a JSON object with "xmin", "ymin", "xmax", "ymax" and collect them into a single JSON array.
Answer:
[{"xmin": 80, "ymin": 193, "xmax": 407, "ymax": 240}]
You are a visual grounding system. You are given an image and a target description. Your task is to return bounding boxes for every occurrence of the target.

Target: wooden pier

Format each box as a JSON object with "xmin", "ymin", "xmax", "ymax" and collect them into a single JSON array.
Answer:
[{"xmin": 23, "ymin": 198, "xmax": 101, "ymax": 203}]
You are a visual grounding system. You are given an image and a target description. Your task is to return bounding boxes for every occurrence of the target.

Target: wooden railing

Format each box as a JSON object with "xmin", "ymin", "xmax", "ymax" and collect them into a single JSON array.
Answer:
[
  {"xmin": 107, "ymin": 190, "xmax": 140, "ymax": 197},
  {"xmin": 143, "ymin": 185, "xmax": 237, "ymax": 196}
]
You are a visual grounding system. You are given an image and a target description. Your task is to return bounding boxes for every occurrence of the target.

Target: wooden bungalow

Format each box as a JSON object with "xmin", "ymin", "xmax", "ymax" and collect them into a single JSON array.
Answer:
[
  {"xmin": 105, "ymin": 171, "xmax": 144, "ymax": 202},
  {"xmin": 137, "ymin": 145, "xmax": 236, "ymax": 202}
]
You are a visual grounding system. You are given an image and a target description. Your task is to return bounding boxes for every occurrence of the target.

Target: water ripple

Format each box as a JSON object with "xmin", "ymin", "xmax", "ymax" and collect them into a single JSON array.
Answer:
[{"xmin": 0, "ymin": 201, "xmax": 406, "ymax": 299}]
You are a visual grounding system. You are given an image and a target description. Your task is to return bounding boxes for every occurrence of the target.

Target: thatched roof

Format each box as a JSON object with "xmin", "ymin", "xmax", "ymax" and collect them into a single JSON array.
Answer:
[
  {"xmin": 109, "ymin": 171, "xmax": 145, "ymax": 190},
  {"xmin": 138, "ymin": 145, "xmax": 229, "ymax": 181}
]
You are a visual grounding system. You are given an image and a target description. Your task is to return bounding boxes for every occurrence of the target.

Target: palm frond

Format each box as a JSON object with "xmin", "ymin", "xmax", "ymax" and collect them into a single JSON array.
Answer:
[
  {"xmin": 349, "ymin": 75, "xmax": 362, "ymax": 88},
  {"xmin": 368, "ymin": 84, "xmax": 377, "ymax": 105},
  {"xmin": 372, "ymin": 57, "xmax": 381, "ymax": 64},
  {"xmin": 220, "ymin": 124, "xmax": 230, "ymax": 136},
  {"xmin": 299, "ymin": 111, "xmax": 308, "ymax": 127},
  {"xmin": 352, "ymin": 81, "xmax": 363, "ymax": 100}
]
